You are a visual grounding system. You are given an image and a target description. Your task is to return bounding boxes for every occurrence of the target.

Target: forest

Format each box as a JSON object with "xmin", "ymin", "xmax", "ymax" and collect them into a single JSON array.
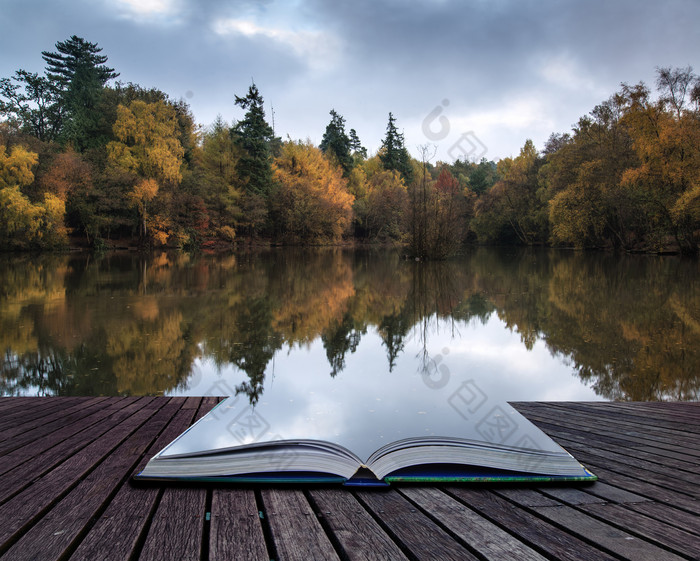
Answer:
[{"xmin": 1, "ymin": 36, "xmax": 699, "ymax": 255}]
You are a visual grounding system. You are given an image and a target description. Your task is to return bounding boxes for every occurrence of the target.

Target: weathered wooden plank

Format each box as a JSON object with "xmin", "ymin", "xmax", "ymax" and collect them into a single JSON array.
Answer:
[
  {"xmin": 0, "ymin": 396, "xmax": 91, "ymax": 424},
  {"xmin": 549, "ymin": 439, "xmax": 700, "ymax": 499},
  {"xmin": 0, "ymin": 397, "xmax": 45, "ymax": 413},
  {"xmin": 138, "ymin": 398, "xmax": 213, "ymax": 561},
  {"xmin": 524, "ymin": 422, "xmax": 700, "ymax": 480},
  {"xmin": 0, "ymin": 397, "xmax": 150, "ymax": 505},
  {"xmin": 491, "ymin": 488, "xmax": 561, "ymax": 508},
  {"xmin": 137, "ymin": 397, "xmax": 209, "ymax": 561},
  {"xmin": 572, "ymin": 464, "xmax": 700, "ymax": 515},
  {"xmin": 0, "ymin": 396, "xmax": 134, "ymax": 477},
  {"xmin": 519, "ymin": 400, "xmax": 700, "ymax": 427},
  {"xmin": 552, "ymin": 434, "xmax": 700, "ymax": 491},
  {"xmin": 510, "ymin": 408, "xmax": 641, "ymax": 449},
  {"xmin": 626, "ymin": 501, "xmax": 700, "ymax": 537},
  {"xmin": 0, "ymin": 397, "xmax": 121, "ymax": 458},
  {"xmin": 495, "ymin": 487, "xmax": 692, "ymax": 561},
  {"xmin": 194, "ymin": 396, "xmax": 219, "ymax": 421},
  {"xmin": 514, "ymin": 404, "xmax": 700, "ymax": 455},
  {"xmin": 573, "ymin": 482, "xmax": 650, "ymax": 505},
  {"xmin": 68, "ymin": 406, "xmax": 200, "ymax": 561},
  {"xmin": 400, "ymin": 486, "xmax": 548, "ymax": 561},
  {"xmin": 545, "ymin": 407, "xmax": 700, "ymax": 456},
  {"xmin": 182, "ymin": 396, "xmax": 202, "ymax": 410},
  {"xmin": 556, "ymin": 402, "xmax": 700, "ymax": 435},
  {"xmin": 530, "ymin": 503, "xmax": 687, "ymax": 561},
  {"xmin": 580, "ymin": 435, "xmax": 700, "ymax": 474},
  {"xmin": 0, "ymin": 397, "xmax": 160, "ymax": 552},
  {"xmin": 581, "ymin": 502, "xmax": 700, "ymax": 559},
  {"xmin": 0, "ymin": 397, "xmax": 83, "ymax": 430},
  {"xmin": 138, "ymin": 487, "xmax": 207, "ymax": 561},
  {"xmin": 534, "ymin": 486, "xmax": 607, "ymax": 506},
  {"xmin": 516, "ymin": 409, "xmax": 700, "ymax": 472},
  {"xmin": 209, "ymin": 489, "xmax": 268, "ymax": 561},
  {"xmin": 0, "ymin": 397, "xmax": 182, "ymax": 561},
  {"xmin": 517, "ymin": 404, "xmax": 700, "ymax": 459},
  {"xmin": 355, "ymin": 489, "xmax": 479, "ymax": 561},
  {"xmin": 309, "ymin": 488, "xmax": 410, "ymax": 561},
  {"xmin": 531, "ymin": 484, "xmax": 700, "ymax": 554},
  {"xmin": 447, "ymin": 487, "xmax": 619, "ymax": 561},
  {"xmin": 604, "ymin": 402, "xmax": 700, "ymax": 425},
  {"xmin": 0, "ymin": 397, "xmax": 102, "ymax": 444},
  {"xmin": 512, "ymin": 413, "xmax": 700, "ymax": 492},
  {"xmin": 513, "ymin": 411, "xmax": 700, "ymax": 510},
  {"xmin": 261, "ymin": 488, "xmax": 341, "ymax": 561},
  {"xmin": 70, "ymin": 398, "xmax": 216, "ymax": 561}
]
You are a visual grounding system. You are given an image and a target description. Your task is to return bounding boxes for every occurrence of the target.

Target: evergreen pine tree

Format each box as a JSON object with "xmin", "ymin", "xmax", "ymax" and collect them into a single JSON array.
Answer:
[
  {"xmin": 233, "ymin": 83, "xmax": 275, "ymax": 198},
  {"xmin": 380, "ymin": 112, "xmax": 413, "ymax": 183},
  {"xmin": 42, "ymin": 36, "xmax": 118, "ymax": 88},
  {"xmin": 349, "ymin": 128, "xmax": 367, "ymax": 159},
  {"xmin": 41, "ymin": 36, "xmax": 118, "ymax": 150},
  {"xmin": 319, "ymin": 109, "xmax": 353, "ymax": 176}
]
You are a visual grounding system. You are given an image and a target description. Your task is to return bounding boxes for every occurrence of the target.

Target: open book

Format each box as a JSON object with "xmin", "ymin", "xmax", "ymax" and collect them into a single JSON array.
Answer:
[{"xmin": 136, "ymin": 392, "xmax": 596, "ymax": 486}]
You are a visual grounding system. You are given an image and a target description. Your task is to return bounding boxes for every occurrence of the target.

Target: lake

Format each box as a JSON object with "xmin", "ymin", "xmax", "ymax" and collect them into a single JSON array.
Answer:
[{"xmin": 1, "ymin": 247, "xmax": 698, "ymax": 401}]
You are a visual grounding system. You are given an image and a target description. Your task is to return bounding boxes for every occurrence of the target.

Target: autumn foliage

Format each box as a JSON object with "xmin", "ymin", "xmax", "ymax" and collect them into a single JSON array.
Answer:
[
  {"xmin": 1, "ymin": 36, "xmax": 699, "ymax": 255},
  {"xmin": 272, "ymin": 141, "xmax": 354, "ymax": 242},
  {"xmin": 0, "ymin": 145, "xmax": 67, "ymax": 249}
]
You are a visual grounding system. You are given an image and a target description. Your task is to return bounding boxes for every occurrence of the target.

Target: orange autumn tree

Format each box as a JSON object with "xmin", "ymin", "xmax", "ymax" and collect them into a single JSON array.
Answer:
[
  {"xmin": 38, "ymin": 148, "xmax": 97, "ymax": 241},
  {"xmin": 107, "ymin": 99, "xmax": 184, "ymax": 245},
  {"xmin": 364, "ymin": 169, "xmax": 407, "ymax": 240},
  {"xmin": 620, "ymin": 68, "xmax": 700, "ymax": 254},
  {"xmin": 272, "ymin": 140, "xmax": 354, "ymax": 242}
]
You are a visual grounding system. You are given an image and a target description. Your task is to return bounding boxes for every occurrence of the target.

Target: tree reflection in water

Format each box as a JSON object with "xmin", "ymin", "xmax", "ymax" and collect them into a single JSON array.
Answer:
[{"xmin": 1, "ymin": 248, "xmax": 698, "ymax": 401}]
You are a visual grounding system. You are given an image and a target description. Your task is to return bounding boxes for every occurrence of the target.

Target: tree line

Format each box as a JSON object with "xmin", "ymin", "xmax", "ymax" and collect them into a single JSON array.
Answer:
[{"xmin": 1, "ymin": 36, "xmax": 699, "ymax": 255}]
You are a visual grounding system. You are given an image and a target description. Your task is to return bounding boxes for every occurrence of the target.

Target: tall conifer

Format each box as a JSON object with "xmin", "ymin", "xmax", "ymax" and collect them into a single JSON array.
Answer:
[
  {"xmin": 233, "ymin": 83, "xmax": 275, "ymax": 197},
  {"xmin": 320, "ymin": 109, "xmax": 353, "ymax": 177},
  {"xmin": 380, "ymin": 112, "xmax": 413, "ymax": 183},
  {"xmin": 41, "ymin": 35, "xmax": 118, "ymax": 150}
]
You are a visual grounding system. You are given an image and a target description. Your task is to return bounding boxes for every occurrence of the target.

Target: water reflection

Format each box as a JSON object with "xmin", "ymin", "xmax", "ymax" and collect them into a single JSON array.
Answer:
[{"xmin": 1, "ymin": 249, "xmax": 698, "ymax": 401}]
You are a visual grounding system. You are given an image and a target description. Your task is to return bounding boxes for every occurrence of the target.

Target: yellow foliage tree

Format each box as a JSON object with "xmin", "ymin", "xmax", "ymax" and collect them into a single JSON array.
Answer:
[
  {"xmin": 128, "ymin": 178, "xmax": 159, "ymax": 239},
  {"xmin": 0, "ymin": 145, "xmax": 67, "ymax": 249},
  {"xmin": 272, "ymin": 141, "xmax": 354, "ymax": 242},
  {"xmin": 365, "ymin": 169, "xmax": 407, "ymax": 239},
  {"xmin": 108, "ymin": 100, "xmax": 184, "ymax": 184},
  {"xmin": 0, "ymin": 145, "xmax": 38, "ymax": 188},
  {"xmin": 108, "ymin": 100, "xmax": 184, "ymax": 244},
  {"xmin": 549, "ymin": 161, "xmax": 608, "ymax": 248}
]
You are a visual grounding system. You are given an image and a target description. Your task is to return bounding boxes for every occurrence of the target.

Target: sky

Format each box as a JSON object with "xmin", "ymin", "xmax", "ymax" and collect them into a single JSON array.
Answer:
[
  {"xmin": 0, "ymin": 0, "xmax": 698, "ymax": 161},
  {"xmin": 175, "ymin": 316, "xmax": 601, "ymax": 459}
]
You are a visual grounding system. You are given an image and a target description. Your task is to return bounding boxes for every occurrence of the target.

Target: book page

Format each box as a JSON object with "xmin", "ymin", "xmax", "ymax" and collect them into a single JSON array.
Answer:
[{"xmin": 160, "ymin": 354, "xmax": 563, "ymax": 463}]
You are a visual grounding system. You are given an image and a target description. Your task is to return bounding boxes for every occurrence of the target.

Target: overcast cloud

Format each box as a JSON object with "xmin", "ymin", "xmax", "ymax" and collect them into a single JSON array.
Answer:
[{"xmin": 1, "ymin": 0, "xmax": 697, "ymax": 160}]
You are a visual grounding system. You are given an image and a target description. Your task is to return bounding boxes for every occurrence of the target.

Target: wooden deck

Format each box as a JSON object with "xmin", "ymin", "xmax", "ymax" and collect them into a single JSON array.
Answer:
[{"xmin": 0, "ymin": 398, "xmax": 698, "ymax": 561}]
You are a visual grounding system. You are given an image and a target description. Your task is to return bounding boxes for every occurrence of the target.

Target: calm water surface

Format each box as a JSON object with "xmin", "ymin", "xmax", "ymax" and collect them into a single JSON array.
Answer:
[{"xmin": 1, "ymin": 248, "xmax": 698, "ymax": 401}]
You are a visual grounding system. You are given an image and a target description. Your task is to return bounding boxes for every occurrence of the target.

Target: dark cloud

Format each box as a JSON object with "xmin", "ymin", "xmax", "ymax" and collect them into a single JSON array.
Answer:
[{"xmin": 1, "ymin": 0, "xmax": 698, "ymax": 158}]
